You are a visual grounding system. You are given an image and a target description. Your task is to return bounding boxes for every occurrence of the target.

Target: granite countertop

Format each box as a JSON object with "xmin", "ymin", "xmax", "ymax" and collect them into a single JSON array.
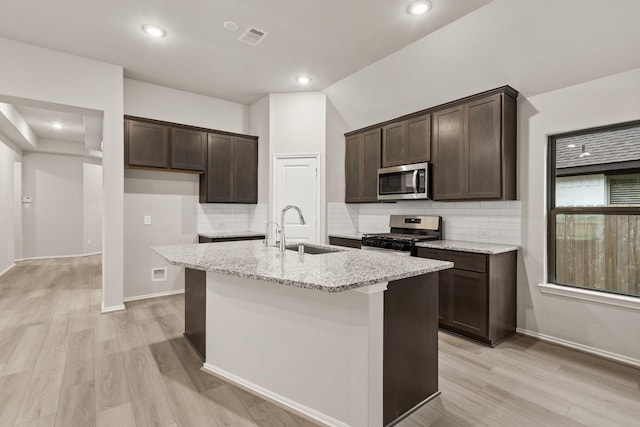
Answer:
[
  {"xmin": 415, "ymin": 240, "xmax": 520, "ymax": 255},
  {"xmin": 198, "ymin": 231, "xmax": 265, "ymax": 239},
  {"xmin": 154, "ymin": 240, "xmax": 452, "ymax": 293}
]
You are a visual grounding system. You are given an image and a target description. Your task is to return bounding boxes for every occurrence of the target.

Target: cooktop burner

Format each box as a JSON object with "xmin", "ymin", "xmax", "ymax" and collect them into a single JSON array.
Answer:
[{"xmin": 361, "ymin": 215, "xmax": 442, "ymax": 252}]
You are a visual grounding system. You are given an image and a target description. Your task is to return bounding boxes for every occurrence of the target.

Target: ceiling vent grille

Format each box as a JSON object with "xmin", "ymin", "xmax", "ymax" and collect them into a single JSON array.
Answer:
[{"xmin": 239, "ymin": 26, "xmax": 268, "ymax": 46}]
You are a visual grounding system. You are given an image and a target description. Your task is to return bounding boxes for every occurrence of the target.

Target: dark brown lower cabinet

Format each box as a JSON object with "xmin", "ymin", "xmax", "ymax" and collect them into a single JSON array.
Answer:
[
  {"xmin": 184, "ymin": 268, "xmax": 206, "ymax": 360},
  {"xmin": 328, "ymin": 236, "xmax": 362, "ymax": 249},
  {"xmin": 384, "ymin": 274, "xmax": 439, "ymax": 425},
  {"xmin": 415, "ymin": 247, "xmax": 516, "ymax": 347}
]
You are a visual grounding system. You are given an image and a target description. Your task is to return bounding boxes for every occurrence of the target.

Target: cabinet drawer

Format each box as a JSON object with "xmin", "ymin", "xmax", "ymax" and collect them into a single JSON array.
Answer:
[{"xmin": 416, "ymin": 248, "xmax": 486, "ymax": 273}]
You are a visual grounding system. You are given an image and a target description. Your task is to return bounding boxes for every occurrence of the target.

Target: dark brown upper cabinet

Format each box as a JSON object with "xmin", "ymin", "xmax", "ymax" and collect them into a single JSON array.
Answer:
[
  {"xmin": 345, "ymin": 128, "xmax": 381, "ymax": 203},
  {"xmin": 432, "ymin": 88, "xmax": 517, "ymax": 201},
  {"xmin": 125, "ymin": 117, "xmax": 206, "ymax": 173},
  {"xmin": 126, "ymin": 120, "xmax": 169, "ymax": 168},
  {"xmin": 200, "ymin": 133, "xmax": 258, "ymax": 204},
  {"xmin": 170, "ymin": 128, "xmax": 207, "ymax": 171},
  {"xmin": 382, "ymin": 115, "xmax": 431, "ymax": 167}
]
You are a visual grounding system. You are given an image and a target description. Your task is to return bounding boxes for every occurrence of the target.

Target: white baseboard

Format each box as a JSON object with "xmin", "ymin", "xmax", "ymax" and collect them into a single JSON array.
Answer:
[
  {"xmin": 123, "ymin": 289, "xmax": 185, "ymax": 303},
  {"xmin": 202, "ymin": 363, "xmax": 347, "ymax": 427},
  {"xmin": 18, "ymin": 252, "xmax": 102, "ymax": 261},
  {"xmin": 101, "ymin": 302, "xmax": 126, "ymax": 314},
  {"xmin": 0, "ymin": 263, "xmax": 16, "ymax": 277},
  {"xmin": 516, "ymin": 328, "xmax": 640, "ymax": 369}
]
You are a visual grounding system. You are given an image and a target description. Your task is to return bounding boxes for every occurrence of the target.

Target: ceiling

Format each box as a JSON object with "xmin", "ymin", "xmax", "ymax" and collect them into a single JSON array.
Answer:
[
  {"xmin": 0, "ymin": 0, "xmax": 492, "ymax": 105},
  {"xmin": 15, "ymin": 106, "xmax": 86, "ymax": 143},
  {"xmin": 0, "ymin": 97, "xmax": 104, "ymax": 155}
]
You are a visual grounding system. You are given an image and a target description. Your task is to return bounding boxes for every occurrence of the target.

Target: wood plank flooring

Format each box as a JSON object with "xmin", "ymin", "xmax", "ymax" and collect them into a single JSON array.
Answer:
[{"xmin": 1, "ymin": 256, "xmax": 639, "ymax": 427}]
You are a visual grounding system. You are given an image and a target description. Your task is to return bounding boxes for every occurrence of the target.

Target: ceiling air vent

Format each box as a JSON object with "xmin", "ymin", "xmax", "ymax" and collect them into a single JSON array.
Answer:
[{"xmin": 238, "ymin": 26, "xmax": 268, "ymax": 46}]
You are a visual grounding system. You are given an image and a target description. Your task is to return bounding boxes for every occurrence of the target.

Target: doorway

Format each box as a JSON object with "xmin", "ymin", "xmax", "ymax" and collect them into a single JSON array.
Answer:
[{"xmin": 273, "ymin": 154, "xmax": 320, "ymax": 244}]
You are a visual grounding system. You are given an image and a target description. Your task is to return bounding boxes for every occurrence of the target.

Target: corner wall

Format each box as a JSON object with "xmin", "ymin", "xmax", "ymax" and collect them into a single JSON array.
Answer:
[
  {"xmin": 0, "ymin": 37, "xmax": 124, "ymax": 311},
  {"xmin": 0, "ymin": 135, "xmax": 21, "ymax": 275},
  {"xmin": 268, "ymin": 93, "xmax": 327, "ymax": 241},
  {"xmin": 21, "ymin": 153, "xmax": 102, "ymax": 259},
  {"xmin": 519, "ymin": 67, "xmax": 640, "ymax": 364},
  {"xmin": 123, "ymin": 79, "xmax": 253, "ymax": 300}
]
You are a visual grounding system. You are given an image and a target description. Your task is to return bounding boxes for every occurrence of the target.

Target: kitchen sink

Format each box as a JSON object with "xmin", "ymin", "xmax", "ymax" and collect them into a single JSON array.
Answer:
[{"xmin": 285, "ymin": 243, "xmax": 346, "ymax": 255}]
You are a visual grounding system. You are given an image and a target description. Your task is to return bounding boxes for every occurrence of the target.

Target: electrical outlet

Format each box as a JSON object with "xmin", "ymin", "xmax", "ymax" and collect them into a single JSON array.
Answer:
[
  {"xmin": 87, "ymin": 239, "xmax": 92, "ymax": 245},
  {"xmin": 144, "ymin": 215, "xmax": 151, "ymax": 225}
]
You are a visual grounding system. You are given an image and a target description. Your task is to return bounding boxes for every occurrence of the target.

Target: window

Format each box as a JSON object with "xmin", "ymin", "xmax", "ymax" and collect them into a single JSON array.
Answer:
[{"xmin": 548, "ymin": 120, "xmax": 640, "ymax": 298}]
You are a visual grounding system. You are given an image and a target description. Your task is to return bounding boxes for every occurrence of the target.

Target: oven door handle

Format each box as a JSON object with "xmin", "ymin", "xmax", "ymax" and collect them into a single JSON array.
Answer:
[{"xmin": 412, "ymin": 170, "xmax": 419, "ymax": 193}]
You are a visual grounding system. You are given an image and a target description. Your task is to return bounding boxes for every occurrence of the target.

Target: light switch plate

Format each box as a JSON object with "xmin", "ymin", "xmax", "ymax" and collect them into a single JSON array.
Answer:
[{"xmin": 144, "ymin": 215, "xmax": 151, "ymax": 225}]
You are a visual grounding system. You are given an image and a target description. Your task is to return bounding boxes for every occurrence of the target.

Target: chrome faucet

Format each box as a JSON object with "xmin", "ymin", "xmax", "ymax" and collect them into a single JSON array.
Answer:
[
  {"xmin": 264, "ymin": 221, "xmax": 281, "ymax": 248},
  {"xmin": 279, "ymin": 205, "xmax": 306, "ymax": 252}
]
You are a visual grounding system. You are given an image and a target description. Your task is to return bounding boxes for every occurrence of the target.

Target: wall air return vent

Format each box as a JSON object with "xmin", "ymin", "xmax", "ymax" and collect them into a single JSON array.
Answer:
[{"xmin": 238, "ymin": 26, "xmax": 268, "ymax": 46}]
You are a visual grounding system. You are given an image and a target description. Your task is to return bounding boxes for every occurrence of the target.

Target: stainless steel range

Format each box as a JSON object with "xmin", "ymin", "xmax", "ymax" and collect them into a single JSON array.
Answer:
[{"xmin": 361, "ymin": 215, "xmax": 442, "ymax": 255}]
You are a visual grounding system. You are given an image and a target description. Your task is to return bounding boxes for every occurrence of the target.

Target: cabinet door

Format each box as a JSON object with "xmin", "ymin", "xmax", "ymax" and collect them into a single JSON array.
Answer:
[
  {"xmin": 406, "ymin": 115, "xmax": 431, "ymax": 163},
  {"xmin": 450, "ymin": 269, "xmax": 488, "ymax": 338},
  {"xmin": 206, "ymin": 133, "xmax": 233, "ymax": 202},
  {"xmin": 438, "ymin": 270, "xmax": 451, "ymax": 325},
  {"xmin": 233, "ymin": 136, "xmax": 258, "ymax": 203},
  {"xmin": 432, "ymin": 106, "xmax": 465, "ymax": 200},
  {"xmin": 126, "ymin": 120, "xmax": 169, "ymax": 168},
  {"xmin": 466, "ymin": 94, "xmax": 502, "ymax": 199},
  {"xmin": 361, "ymin": 129, "xmax": 381, "ymax": 202},
  {"xmin": 345, "ymin": 134, "xmax": 362, "ymax": 203},
  {"xmin": 382, "ymin": 121, "xmax": 407, "ymax": 167},
  {"xmin": 171, "ymin": 128, "xmax": 206, "ymax": 171}
]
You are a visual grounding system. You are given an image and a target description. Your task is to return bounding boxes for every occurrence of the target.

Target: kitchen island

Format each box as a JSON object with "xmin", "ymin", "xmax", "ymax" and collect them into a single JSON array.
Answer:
[{"xmin": 154, "ymin": 241, "xmax": 452, "ymax": 427}]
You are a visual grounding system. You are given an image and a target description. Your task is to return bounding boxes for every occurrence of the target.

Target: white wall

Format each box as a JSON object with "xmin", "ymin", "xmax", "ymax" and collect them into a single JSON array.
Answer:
[
  {"xmin": 0, "ymin": 135, "xmax": 22, "ymax": 275},
  {"xmin": 83, "ymin": 162, "xmax": 103, "ymax": 253},
  {"xmin": 519, "ymin": 67, "xmax": 640, "ymax": 364},
  {"xmin": 0, "ymin": 36, "xmax": 124, "ymax": 311},
  {"xmin": 124, "ymin": 79, "xmax": 249, "ymax": 134},
  {"xmin": 324, "ymin": 0, "xmax": 640, "ymax": 130},
  {"xmin": 123, "ymin": 170, "xmax": 198, "ymax": 299},
  {"xmin": 268, "ymin": 93, "xmax": 327, "ymax": 238},
  {"xmin": 21, "ymin": 152, "xmax": 102, "ymax": 259},
  {"xmin": 13, "ymin": 158, "xmax": 22, "ymax": 261},
  {"xmin": 328, "ymin": 201, "xmax": 521, "ymax": 246},
  {"xmin": 249, "ymin": 95, "xmax": 270, "ymax": 205},
  {"xmin": 123, "ymin": 79, "xmax": 255, "ymax": 299}
]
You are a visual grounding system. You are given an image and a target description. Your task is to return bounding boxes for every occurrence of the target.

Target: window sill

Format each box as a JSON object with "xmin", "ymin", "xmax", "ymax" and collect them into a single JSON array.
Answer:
[{"xmin": 538, "ymin": 283, "xmax": 640, "ymax": 311}]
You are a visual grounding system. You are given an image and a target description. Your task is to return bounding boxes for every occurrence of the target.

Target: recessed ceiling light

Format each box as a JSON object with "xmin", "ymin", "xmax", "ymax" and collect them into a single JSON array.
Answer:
[
  {"xmin": 223, "ymin": 21, "xmax": 239, "ymax": 32},
  {"xmin": 142, "ymin": 24, "xmax": 167, "ymax": 38},
  {"xmin": 407, "ymin": 0, "xmax": 431, "ymax": 15},
  {"xmin": 296, "ymin": 76, "xmax": 311, "ymax": 85},
  {"xmin": 52, "ymin": 122, "xmax": 63, "ymax": 129}
]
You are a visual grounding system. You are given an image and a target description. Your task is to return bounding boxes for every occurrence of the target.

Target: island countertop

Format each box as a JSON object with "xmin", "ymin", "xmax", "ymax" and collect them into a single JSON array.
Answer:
[{"xmin": 154, "ymin": 240, "xmax": 452, "ymax": 292}]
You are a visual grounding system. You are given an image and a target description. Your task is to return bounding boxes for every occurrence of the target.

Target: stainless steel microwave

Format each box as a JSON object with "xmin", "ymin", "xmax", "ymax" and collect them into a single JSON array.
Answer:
[{"xmin": 377, "ymin": 162, "xmax": 431, "ymax": 201}]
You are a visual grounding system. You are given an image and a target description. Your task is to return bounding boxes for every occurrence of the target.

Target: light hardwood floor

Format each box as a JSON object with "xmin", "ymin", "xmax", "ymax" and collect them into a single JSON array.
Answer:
[{"xmin": 0, "ymin": 256, "xmax": 639, "ymax": 427}]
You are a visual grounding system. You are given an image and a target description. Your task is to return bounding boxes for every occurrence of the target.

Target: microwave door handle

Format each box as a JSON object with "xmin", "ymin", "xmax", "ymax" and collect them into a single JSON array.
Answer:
[{"xmin": 412, "ymin": 170, "xmax": 419, "ymax": 193}]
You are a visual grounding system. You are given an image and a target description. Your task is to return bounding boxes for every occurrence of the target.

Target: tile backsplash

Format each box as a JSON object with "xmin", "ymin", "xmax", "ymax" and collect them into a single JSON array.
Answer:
[
  {"xmin": 198, "ymin": 203, "xmax": 267, "ymax": 233},
  {"xmin": 328, "ymin": 201, "xmax": 521, "ymax": 245}
]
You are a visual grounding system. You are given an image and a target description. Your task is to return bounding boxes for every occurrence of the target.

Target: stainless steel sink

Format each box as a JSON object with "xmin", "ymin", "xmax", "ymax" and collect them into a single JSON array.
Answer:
[{"xmin": 284, "ymin": 243, "xmax": 346, "ymax": 255}]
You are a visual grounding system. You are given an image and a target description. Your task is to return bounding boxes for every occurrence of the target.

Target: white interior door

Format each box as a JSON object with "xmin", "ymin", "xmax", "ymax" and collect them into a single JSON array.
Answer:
[{"xmin": 273, "ymin": 155, "xmax": 319, "ymax": 244}]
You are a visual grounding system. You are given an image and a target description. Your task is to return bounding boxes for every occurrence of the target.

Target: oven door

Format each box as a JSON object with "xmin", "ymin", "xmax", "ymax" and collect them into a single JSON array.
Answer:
[{"xmin": 377, "ymin": 162, "xmax": 430, "ymax": 200}]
